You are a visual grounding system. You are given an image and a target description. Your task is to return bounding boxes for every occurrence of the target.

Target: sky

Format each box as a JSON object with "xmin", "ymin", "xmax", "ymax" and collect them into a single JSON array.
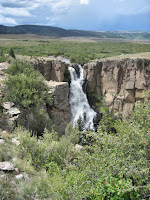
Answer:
[{"xmin": 0, "ymin": 0, "xmax": 150, "ymax": 31}]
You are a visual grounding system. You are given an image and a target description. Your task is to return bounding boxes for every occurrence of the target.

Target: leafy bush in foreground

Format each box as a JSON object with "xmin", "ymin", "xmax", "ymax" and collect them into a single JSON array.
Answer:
[
  {"xmin": 16, "ymin": 123, "xmax": 79, "ymax": 170},
  {"xmin": 14, "ymin": 92, "xmax": 150, "ymax": 199},
  {"xmin": 3, "ymin": 90, "xmax": 148, "ymax": 199}
]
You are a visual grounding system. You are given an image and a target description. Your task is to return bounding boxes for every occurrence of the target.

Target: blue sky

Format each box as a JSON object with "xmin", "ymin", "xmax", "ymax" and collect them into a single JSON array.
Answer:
[{"xmin": 0, "ymin": 0, "xmax": 150, "ymax": 31}]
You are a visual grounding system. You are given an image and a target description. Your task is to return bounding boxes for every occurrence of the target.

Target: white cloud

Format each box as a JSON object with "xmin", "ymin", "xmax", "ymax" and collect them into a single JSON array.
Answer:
[
  {"xmin": 80, "ymin": 0, "xmax": 89, "ymax": 4},
  {"xmin": 51, "ymin": 0, "xmax": 76, "ymax": 12},
  {"xmin": 0, "ymin": 7, "xmax": 32, "ymax": 17},
  {"xmin": 0, "ymin": 0, "xmax": 149, "ymax": 31},
  {"xmin": 0, "ymin": 15, "xmax": 17, "ymax": 24},
  {"xmin": 0, "ymin": 0, "xmax": 33, "ymax": 8}
]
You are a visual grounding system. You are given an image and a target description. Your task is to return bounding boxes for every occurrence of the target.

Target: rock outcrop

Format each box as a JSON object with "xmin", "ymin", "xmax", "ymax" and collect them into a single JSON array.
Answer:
[
  {"xmin": 0, "ymin": 161, "xmax": 15, "ymax": 171},
  {"xmin": 46, "ymin": 81, "xmax": 70, "ymax": 135},
  {"xmin": 0, "ymin": 62, "xmax": 10, "ymax": 98},
  {"xmin": 30, "ymin": 58, "xmax": 70, "ymax": 134},
  {"xmin": 0, "ymin": 58, "xmax": 70, "ymax": 134},
  {"xmin": 15, "ymin": 81, "xmax": 70, "ymax": 135},
  {"xmin": 16, "ymin": 55, "xmax": 69, "ymax": 82},
  {"xmin": 83, "ymin": 53, "xmax": 150, "ymax": 118}
]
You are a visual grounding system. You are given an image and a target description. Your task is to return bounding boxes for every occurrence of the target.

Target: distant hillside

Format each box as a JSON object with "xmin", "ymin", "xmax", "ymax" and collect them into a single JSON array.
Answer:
[{"xmin": 0, "ymin": 25, "xmax": 150, "ymax": 40}]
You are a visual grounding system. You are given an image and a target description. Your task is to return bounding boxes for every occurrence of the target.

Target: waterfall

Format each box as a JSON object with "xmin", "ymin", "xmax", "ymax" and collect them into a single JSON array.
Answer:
[{"xmin": 69, "ymin": 65, "xmax": 96, "ymax": 131}]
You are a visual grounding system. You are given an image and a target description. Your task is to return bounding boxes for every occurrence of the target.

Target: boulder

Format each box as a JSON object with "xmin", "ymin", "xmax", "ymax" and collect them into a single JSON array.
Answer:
[
  {"xmin": 0, "ymin": 161, "xmax": 15, "ymax": 171},
  {"xmin": 7, "ymin": 107, "xmax": 20, "ymax": 118},
  {"xmin": 74, "ymin": 144, "xmax": 84, "ymax": 153},
  {"xmin": 46, "ymin": 81, "xmax": 69, "ymax": 110},
  {"xmin": 15, "ymin": 174, "xmax": 24, "ymax": 180},
  {"xmin": 0, "ymin": 139, "xmax": 5, "ymax": 144},
  {"xmin": 0, "ymin": 62, "xmax": 10, "ymax": 72},
  {"xmin": 3, "ymin": 102, "xmax": 14, "ymax": 110}
]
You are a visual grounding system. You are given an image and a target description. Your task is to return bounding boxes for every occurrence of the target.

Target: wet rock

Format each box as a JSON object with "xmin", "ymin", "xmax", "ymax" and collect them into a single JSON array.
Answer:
[{"xmin": 72, "ymin": 64, "xmax": 80, "ymax": 78}]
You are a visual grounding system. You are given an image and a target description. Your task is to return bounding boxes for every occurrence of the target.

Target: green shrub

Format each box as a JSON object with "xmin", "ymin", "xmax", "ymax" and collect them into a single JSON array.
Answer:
[
  {"xmin": 4, "ymin": 61, "xmax": 50, "ymax": 110},
  {"xmin": 144, "ymin": 59, "xmax": 150, "ymax": 67},
  {"xmin": 0, "ymin": 48, "xmax": 8, "ymax": 62},
  {"xmin": 11, "ymin": 90, "xmax": 150, "ymax": 199},
  {"xmin": 0, "ymin": 178, "xmax": 18, "ymax": 200},
  {"xmin": 9, "ymin": 48, "xmax": 16, "ymax": 59},
  {"xmin": 16, "ymin": 124, "xmax": 79, "ymax": 170},
  {"xmin": 6, "ymin": 60, "xmax": 33, "ymax": 75},
  {"xmin": 136, "ymin": 58, "xmax": 142, "ymax": 68},
  {"xmin": 64, "ymin": 68, "xmax": 71, "ymax": 83}
]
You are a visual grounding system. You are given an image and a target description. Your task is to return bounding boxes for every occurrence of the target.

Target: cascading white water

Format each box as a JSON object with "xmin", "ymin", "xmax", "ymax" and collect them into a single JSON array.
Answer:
[{"xmin": 69, "ymin": 65, "xmax": 96, "ymax": 131}]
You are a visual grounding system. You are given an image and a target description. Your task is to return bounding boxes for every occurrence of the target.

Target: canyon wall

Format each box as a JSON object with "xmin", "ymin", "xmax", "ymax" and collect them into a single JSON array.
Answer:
[
  {"xmin": 83, "ymin": 53, "xmax": 150, "ymax": 118},
  {"xmin": 0, "ymin": 58, "xmax": 70, "ymax": 134},
  {"xmin": 15, "ymin": 56, "xmax": 70, "ymax": 134},
  {"xmin": 25, "ymin": 54, "xmax": 150, "ymax": 119},
  {"xmin": 30, "ymin": 58, "xmax": 70, "ymax": 134},
  {"xmin": 3, "ymin": 53, "xmax": 149, "ymax": 133},
  {"xmin": 16, "ymin": 55, "xmax": 69, "ymax": 82}
]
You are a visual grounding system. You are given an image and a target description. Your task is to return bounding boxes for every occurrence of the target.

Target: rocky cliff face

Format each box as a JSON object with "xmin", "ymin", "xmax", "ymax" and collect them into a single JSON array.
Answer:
[
  {"xmin": 32, "ymin": 58, "xmax": 70, "ymax": 134},
  {"xmin": 16, "ymin": 81, "xmax": 70, "ymax": 135},
  {"xmin": 46, "ymin": 81, "xmax": 70, "ymax": 135},
  {"xmin": 83, "ymin": 53, "xmax": 150, "ymax": 118},
  {"xmin": 1, "ymin": 53, "xmax": 149, "ymax": 133},
  {"xmin": 16, "ymin": 56, "xmax": 68, "ymax": 82},
  {"xmin": 0, "ymin": 59, "xmax": 70, "ymax": 134},
  {"xmin": 14, "ymin": 56, "xmax": 70, "ymax": 134},
  {"xmin": 27, "ymin": 54, "xmax": 150, "ymax": 119}
]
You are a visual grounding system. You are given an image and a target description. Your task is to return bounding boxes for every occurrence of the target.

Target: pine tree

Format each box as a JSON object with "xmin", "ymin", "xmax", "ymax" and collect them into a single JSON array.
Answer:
[{"xmin": 9, "ymin": 48, "xmax": 16, "ymax": 59}]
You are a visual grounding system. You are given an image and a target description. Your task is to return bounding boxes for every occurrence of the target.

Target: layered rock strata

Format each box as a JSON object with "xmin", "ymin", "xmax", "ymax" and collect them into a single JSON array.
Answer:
[{"xmin": 83, "ymin": 53, "xmax": 150, "ymax": 118}]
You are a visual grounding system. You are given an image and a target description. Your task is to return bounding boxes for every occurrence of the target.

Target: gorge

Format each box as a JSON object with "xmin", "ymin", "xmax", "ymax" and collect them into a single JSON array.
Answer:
[
  {"xmin": 29, "ymin": 52, "xmax": 150, "ymax": 122},
  {"xmin": 1, "ymin": 52, "xmax": 150, "ymax": 134}
]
